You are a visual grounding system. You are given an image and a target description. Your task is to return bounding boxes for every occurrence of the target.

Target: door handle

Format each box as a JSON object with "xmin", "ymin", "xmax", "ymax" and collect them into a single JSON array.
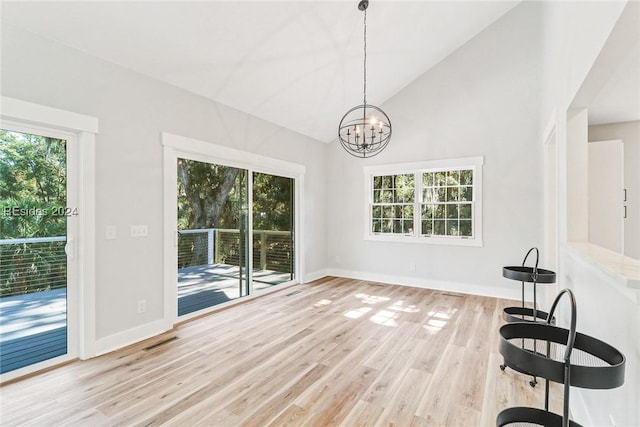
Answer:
[{"xmin": 65, "ymin": 238, "xmax": 75, "ymax": 259}]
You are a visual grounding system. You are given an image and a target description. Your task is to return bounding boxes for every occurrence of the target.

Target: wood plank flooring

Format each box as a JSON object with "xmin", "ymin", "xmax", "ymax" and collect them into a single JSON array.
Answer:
[{"xmin": 0, "ymin": 277, "xmax": 562, "ymax": 426}]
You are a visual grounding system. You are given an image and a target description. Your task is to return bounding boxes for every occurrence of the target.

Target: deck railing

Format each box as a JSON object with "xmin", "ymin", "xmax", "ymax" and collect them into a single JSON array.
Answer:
[
  {"xmin": 0, "ymin": 229, "xmax": 293, "ymax": 298},
  {"xmin": 0, "ymin": 236, "xmax": 67, "ymax": 298},
  {"xmin": 178, "ymin": 228, "xmax": 293, "ymax": 273}
]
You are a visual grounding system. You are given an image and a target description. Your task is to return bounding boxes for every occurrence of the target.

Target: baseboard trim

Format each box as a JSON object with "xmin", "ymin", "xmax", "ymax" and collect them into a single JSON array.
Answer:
[
  {"xmin": 327, "ymin": 268, "xmax": 521, "ymax": 301},
  {"xmin": 304, "ymin": 269, "xmax": 329, "ymax": 284},
  {"xmin": 92, "ymin": 318, "xmax": 172, "ymax": 358}
]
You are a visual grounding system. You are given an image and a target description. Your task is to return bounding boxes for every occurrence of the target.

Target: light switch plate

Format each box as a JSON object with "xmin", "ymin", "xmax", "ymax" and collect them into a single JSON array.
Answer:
[
  {"xmin": 106, "ymin": 225, "xmax": 117, "ymax": 240},
  {"xmin": 131, "ymin": 225, "xmax": 148, "ymax": 238}
]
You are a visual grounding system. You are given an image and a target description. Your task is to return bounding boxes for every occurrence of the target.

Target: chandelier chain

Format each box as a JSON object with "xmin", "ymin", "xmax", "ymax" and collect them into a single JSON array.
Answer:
[{"xmin": 363, "ymin": 8, "xmax": 367, "ymax": 106}]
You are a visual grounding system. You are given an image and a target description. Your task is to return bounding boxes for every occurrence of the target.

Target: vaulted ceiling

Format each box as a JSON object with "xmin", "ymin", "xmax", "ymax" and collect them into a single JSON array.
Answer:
[
  {"xmin": 4, "ymin": 1, "xmax": 636, "ymax": 142},
  {"xmin": 1, "ymin": 1, "xmax": 520, "ymax": 142}
]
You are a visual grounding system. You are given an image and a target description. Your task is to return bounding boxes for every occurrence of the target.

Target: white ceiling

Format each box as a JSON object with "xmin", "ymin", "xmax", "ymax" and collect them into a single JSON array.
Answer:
[{"xmin": 1, "ymin": 1, "xmax": 520, "ymax": 142}]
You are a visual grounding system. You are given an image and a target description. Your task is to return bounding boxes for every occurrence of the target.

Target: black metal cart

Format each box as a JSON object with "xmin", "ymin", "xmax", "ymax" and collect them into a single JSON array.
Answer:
[
  {"xmin": 500, "ymin": 247, "xmax": 556, "ymax": 386},
  {"xmin": 502, "ymin": 247, "xmax": 556, "ymax": 324},
  {"xmin": 497, "ymin": 288, "xmax": 626, "ymax": 427}
]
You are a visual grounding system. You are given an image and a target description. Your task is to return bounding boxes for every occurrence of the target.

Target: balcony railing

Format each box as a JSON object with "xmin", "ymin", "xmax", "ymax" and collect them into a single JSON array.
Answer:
[
  {"xmin": 0, "ymin": 236, "xmax": 67, "ymax": 298},
  {"xmin": 0, "ymin": 229, "xmax": 292, "ymax": 298},
  {"xmin": 178, "ymin": 228, "xmax": 293, "ymax": 273}
]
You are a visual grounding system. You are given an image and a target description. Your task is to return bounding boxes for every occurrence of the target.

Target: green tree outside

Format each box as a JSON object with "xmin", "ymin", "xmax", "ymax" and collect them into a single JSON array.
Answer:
[
  {"xmin": 0, "ymin": 130, "xmax": 68, "ymax": 296},
  {"xmin": 177, "ymin": 159, "xmax": 293, "ymax": 272}
]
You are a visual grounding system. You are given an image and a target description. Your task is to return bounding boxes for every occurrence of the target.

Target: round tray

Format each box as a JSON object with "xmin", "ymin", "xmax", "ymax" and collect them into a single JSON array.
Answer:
[
  {"xmin": 497, "ymin": 407, "xmax": 582, "ymax": 427},
  {"xmin": 499, "ymin": 322, "xmax": 625, "ymax": 389},
  {"xmin": 503, "ymin": 266, "xmax": 556, "ymax": 283},
  {"xmin": 503, "ymin": 307, "xmax": 555, "ymax": 324}
]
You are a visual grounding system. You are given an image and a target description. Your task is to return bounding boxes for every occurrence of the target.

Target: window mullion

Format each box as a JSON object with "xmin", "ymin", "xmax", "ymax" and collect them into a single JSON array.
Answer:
[{"xmin": 415, "ymin": 171, "xmax": 421, "ymax": 237}]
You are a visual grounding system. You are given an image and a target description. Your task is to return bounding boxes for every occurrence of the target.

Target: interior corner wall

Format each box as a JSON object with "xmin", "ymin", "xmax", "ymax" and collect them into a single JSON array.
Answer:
[
  {"xmin": 0, "ymin": 24, "xmax": 327, "ymax": 351},
  {"xmin": 326, "ymin": 2, "xmax": 543, "ymax": 300},
  {"xmin": 540, "ymin": 2, "xmax": 639, "ymax": 426}
]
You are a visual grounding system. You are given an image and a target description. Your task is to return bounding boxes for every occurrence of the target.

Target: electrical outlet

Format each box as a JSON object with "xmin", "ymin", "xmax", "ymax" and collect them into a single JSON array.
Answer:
[
  {"xmin": 130, "ymin": 225, "xmax": 148, "ymax": 238},
  {"xmin": 137, "ymin": 299, "xmax": 147, "ymax": 314}
]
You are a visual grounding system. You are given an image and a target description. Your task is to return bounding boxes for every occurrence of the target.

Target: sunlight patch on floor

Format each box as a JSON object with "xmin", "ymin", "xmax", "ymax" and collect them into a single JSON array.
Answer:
[
  {"xmin": 388, "ymin": 300, "xmax": 420, "ymax": 313},
  {"xmin": 345, "ymin": 298, "xmax": 418, "ymax": 323},
  {"xmin": 343, "ymin": 306, "xmax": 373, "ymax": 319},
  {"xmin": 423, "ymin": 309, "xmax": 456, "ymax": 335},
  {"xmin": 313, "ymin": 299, "xmax": 332, "ymax": 307},
  {"xmin": 354, "ymin": 293, "xmax": 391, "ymax": 304},
  {"xmin": 370, "ymin": 309, "xmax": 399, "ymax": 327}
]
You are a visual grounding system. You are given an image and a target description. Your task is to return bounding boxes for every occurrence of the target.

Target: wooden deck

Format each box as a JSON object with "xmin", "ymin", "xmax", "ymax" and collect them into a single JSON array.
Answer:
[
  {"xmin": 177, "ymin": 264, "xmax": 291, "ymax": 315},
  {"xmin": 0, "ymin": 288, "xmax": 67, "ymax": 374},
  {"xmin": 0, "ymin": 264, "xmax": 292, "ymax": 374}
]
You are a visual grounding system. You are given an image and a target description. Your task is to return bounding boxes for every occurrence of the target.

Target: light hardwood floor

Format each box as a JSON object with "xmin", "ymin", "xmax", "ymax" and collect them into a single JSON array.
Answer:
[{"xmin": 0, "ymin": 277, "xmax": 562, "ymax": 426}]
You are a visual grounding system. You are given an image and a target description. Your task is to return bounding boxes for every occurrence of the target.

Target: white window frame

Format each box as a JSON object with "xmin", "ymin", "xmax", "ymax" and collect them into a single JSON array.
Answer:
[{"xmin": 363, "ymin": 156, "xmax": 484, "ymax": 247}]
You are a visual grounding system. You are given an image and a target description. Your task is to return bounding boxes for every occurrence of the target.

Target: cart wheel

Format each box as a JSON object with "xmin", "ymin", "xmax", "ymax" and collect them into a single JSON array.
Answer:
[
  {"xmin": 529, "ymin": 378, "xmax": 537, "ymax": 387},
  {"xmin": 499, "ymin": 364, "xmax": 506, "ymax": 371}
]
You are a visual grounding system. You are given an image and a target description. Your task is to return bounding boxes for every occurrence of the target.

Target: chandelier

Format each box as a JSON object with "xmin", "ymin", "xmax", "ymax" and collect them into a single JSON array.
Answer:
[{"xmin": 338, "ymin": 0, "xmax": 392, "ymax": 158}]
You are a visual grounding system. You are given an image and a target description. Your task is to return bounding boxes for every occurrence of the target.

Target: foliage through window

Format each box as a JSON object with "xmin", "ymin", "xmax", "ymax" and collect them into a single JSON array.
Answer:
[
  {"xmin": 366, "ymin": 157, "xmax": 483, "ymax": 246},
  {"xmin": 371, "ymin": 174, "xmax": 414, "ymax": 234},
  {"xmin": 421, "ymin": 169, "xmax": 473, "ymax": 237},
  {"xmin": 0, "ymin": 130, "xmax": 68, "ymax": 298}
]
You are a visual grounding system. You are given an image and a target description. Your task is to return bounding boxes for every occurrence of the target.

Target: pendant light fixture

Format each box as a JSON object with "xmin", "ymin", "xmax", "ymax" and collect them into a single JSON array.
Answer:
[{"xmin": 338, "ymin": 0, "xmax": 391, "ymax": 158}]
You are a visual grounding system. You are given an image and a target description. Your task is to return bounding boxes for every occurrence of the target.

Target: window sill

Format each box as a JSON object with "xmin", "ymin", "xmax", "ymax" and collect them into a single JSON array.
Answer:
[
  {"xmin": 365, "ymin": 233, "xmax": 483, "ymax": 247},
  {"xmin": 566, "ymin": 242, "xmax": 640, "ymax": 290}
]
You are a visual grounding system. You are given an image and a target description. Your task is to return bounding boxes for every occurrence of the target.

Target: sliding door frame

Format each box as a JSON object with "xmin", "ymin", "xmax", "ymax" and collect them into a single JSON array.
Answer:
[
  {"xmin": 161, "ymin": 132, "xmax": 305, "ymax": 325},
  {"xmin": 0, "ymin": 97, "xmax": 97, "ymax": 382}
]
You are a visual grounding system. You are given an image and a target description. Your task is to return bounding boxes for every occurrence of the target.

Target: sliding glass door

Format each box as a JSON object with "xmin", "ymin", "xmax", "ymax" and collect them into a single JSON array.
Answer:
[
  {"xmin": 176, "ymin": 158, "xmax": 296, "ymax": 317},
  {"xmin": 176, "ymin": 159, "xmax": 249, "ymax": 316},
  {"xmin": 0, "ymin": 129, "xmax": 70, "ymax": 374},
  {"xmin": 252, "ymin": 172, "xmax": 295, "ymax": 292}
]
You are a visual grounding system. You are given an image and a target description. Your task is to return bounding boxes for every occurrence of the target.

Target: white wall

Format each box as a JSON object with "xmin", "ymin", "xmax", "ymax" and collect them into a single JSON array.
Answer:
[
  {"xmin": 589, "ymin": 120, "xmax": 640, "ymax": 259},
  {"xmin": 540, "ymin": 1, "xmax": 639, "ymax": 426},
  {"xmin": 0, "ymin": 24, "xmax": 327, "ymax": 350},
  {"xmin": 327, "ymin": 2, "xmax": 543, "ymax": 300},
  {"xmin": 587, "ymin": 139, "xmax": 624, "ymax": 253}
]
